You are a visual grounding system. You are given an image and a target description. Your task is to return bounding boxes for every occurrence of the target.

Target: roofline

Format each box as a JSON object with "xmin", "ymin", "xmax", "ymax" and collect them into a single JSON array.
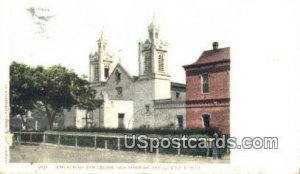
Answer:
[
  {"xmin": 183, "ymin": 47, "xmax": 230, "ymax": 69},
  {"xmin": 109, "ymin": 63, "xmax": 134, "ymax": 81},
  {"xmin": 171, "ymin": 82, "xmax": 186, "ymax": 88},
  {"xmin": 182, "ymin": 59, "xmax": 230, "ymax": 69}
]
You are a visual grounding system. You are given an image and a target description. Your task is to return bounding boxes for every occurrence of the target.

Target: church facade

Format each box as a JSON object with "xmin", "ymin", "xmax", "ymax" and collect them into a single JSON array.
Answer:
[{"xmin": 64, "ymin": 17, "xmax": 186, "ymax": 130}]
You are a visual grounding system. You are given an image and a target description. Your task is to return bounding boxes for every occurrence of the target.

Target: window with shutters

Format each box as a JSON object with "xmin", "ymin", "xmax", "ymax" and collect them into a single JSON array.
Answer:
[
  {"xmin": 144, "ymin": 54, "xmax": 152, "ymax": 74},
  {"xmin": 158, "ymin": 54, "xmax": 164, "ymax": 72}
]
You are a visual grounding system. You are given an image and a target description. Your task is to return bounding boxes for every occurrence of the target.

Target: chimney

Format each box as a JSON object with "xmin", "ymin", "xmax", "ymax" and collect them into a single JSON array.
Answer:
[{"xmin": 212, "ymin": 42, "xmax": 219, "ymax": 50}]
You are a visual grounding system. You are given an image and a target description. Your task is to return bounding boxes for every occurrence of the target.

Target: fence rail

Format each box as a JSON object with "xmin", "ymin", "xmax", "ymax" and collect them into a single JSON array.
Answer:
[{"xmin": 13, "ymin": 131, "xmax": 228, "ymax": 157}]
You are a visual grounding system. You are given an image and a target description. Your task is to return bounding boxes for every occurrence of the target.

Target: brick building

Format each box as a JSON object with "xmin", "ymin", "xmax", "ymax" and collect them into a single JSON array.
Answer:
[{"xmin": 183, "ymin": 42, "xmax": 230, "ymax": 134}]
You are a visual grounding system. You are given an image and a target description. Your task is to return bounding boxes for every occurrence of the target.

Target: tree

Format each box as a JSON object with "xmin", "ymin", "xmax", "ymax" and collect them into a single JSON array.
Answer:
[
  {"xmin": 34, "ymin": 65, "xmax": 76, "ymax": 130},
  {"xmin": 10, "ymin": 62, "xmax": 37, "ymax": 130},
  {"xmin": 36, "ymin": 65, "xmax": 102, "ymax": 130},
  {"xmin": 10, "ymin": 62, "xmax": 100, "ymax": 130},
  {"xmin": 75, "ymin": 84, "xmax": 102, "ymax": 128}
]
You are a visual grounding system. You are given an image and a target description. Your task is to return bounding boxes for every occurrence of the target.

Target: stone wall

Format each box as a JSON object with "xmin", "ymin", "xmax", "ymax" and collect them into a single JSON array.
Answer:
[{"xmin": 153, "ymin": 99, "xmax": 186, "ymax": 129}]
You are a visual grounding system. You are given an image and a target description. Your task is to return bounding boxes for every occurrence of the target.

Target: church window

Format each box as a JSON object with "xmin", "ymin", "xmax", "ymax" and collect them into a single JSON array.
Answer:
[
  {"xmin": 116, "ymin": 87, "xmax": 123, "ymax": 95},
  {"xmin": 115, "ymin": 70, "xmax": 121, "ymax": 82},
  {"xmin": 201, "ymin": 72, "xmax": 209, "ymax": 93},
  {"xmin": 149, "ymin": 31, "xmax": 153, "ymax": 39},
  {"xmin": 144, "ymin": 55, "xmax": 152, "ymax": 74},
  {"xmin": 155, "ymin": 32, "xmax": 158, "ymax": 39},
  {"xmin": 176, "ymin": 92, "xmax": 180, "ymax": 99},
  {"xmin": 158, "ymin": 54, "xmax": 164, "ymax": 72},
  {"xmin": 104, "ymin": 67, "xmax": 109, "ymax": 79},
  {"xmin": 145, "ymin": 105, "xmax": 150, "ymax": 112},
  {"xmin": 94, "ymin": 64, "xmax": 99, "ymax": 81}
]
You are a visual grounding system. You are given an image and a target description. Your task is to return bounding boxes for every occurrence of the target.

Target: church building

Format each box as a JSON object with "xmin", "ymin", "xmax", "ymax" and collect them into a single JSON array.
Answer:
[{"xmin": 64, "ymin": 17, "xmax": 186, "ymax": 130}]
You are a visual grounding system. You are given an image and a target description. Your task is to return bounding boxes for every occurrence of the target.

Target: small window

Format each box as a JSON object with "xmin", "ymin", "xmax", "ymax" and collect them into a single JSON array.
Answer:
[
  {"xmin": 177, "ymin": 115, "xmax": 183, "ymax": 129},
  {"xmin": 145, "ymin": 105, "xmax": 150, "ymax": 112},
  {"xmin": 149, "ymin": 31, "xmax": 153, "ymax": 39},
  {"xmin": 94, "ymin": 64, "xmax": 99, "ymax": 81},
  {"xmin": 155, "ymin": 32, "xmax": 158, "ymax": 39},
  {"xmin": 176, "ymin": 92, "xmax": 180, "ymax": 99},
  {"xmin": 115, "ymin": 70, "xmax": 121, "ymax": 82},
  {"xmin": 201, "ymin": 72, "xmax": 209, "ymax": 93},
  {"xmin": 116, "ymin": 87, "xmax": 123, "ymax": 95},
  {"xmin": 104, "ymin": 67, "xmax": 109, "ymax": 79},
  {"xmin": 202, "ymin": 114, "xmax": 210, "ymax": 128}
]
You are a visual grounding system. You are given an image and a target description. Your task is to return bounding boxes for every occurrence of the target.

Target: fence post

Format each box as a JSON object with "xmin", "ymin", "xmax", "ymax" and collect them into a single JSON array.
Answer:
[
  {"xmin": 43, "ymin": 133, "xmax": 45, "ymax": 143},
  {"xmin": 156, "ymin": 148, "xmax": 159, "ymax": 156},
  {"xmin": 75, "ymin": 136, "xmax": 78, "ymax": 147},
  {"xmin": 30, "ymin": 133, "xmax": 32, "ymax": 142},
  {"xmin": 16, "ymin": 133, "xmax": 20, "ymax": 145},
  {"xmin": 206, "ymin": 140, "xmax": 210, "ymax": 157},
  {"xmin": 94, "ymin": 136, "xmax": 97, "ymax": 149},
  {"xmin": 104, "ymin": 140, "xmax": 108, "ymax": 149},
  {"xmin": 18, "ymin": 133, "xmax": 21, "ymax": 145},
  {"xmin": 58, "ymin": 134, "xmax": 61, "ymax": 145},
  {"xmin": 117, "ymin": 137, "xmax": 120, "ymax": 150},
  {"xmin": 212, "ymin": 133, "xmax": 219, "ymax": 159},
  {"xmin": 177, "ymin": 147, "xmax": 181, "ymax": 155}
]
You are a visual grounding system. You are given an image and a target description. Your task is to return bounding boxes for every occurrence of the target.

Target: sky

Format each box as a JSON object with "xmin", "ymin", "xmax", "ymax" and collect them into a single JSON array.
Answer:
[
  {"xmin": 4, "ymin": 0, "xmax": 236, "ymax": 83},
  {"xmin": 1, "ymin": 0, "xmax": 300, "ymax": 172}
]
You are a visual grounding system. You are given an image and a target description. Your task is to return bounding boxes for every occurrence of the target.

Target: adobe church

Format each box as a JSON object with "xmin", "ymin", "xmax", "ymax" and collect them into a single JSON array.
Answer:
[{"xmin": 64, "ymin": 17, "xmax": 186, "ymax": 129}]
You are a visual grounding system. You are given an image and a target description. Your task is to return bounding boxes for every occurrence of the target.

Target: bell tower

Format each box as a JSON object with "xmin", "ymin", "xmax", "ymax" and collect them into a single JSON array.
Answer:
[
  {"xmin": 138, "ymin": 16, "xmax": 170, "ymax": 79},
  {"xmin": 138, "ymin": 16, "xmax": 171, "ymax": 99},
  {"xmin": 89, "ymin": 29, "xmax": 117, "ymax": 82}
]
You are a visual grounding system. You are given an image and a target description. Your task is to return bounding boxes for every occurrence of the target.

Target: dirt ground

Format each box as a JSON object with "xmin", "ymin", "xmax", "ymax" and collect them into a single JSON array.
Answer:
[{"xmin": 10, "ymin": 144, "xmax": 229, "ymax": 163}]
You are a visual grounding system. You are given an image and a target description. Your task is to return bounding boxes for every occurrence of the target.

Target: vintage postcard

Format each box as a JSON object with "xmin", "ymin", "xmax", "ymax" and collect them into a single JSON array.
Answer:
[{"xmin": 1, "ymin": 0, "xmax": 300, "ymax": 173}]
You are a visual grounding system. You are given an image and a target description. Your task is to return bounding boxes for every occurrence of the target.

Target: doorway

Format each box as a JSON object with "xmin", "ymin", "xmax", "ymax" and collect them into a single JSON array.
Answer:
[{"xmin": 118, "ymin": 113, "xmax": 125, "ymax": 128}]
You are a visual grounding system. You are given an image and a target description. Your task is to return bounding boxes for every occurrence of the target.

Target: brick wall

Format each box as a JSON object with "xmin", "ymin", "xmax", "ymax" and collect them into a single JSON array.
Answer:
[
  {"xmin": 186, "ymin": 106, "xmax": 230, "ymax": 134},
  {"xmin": 184, "ymin": 47, "xmax": 230, "ymax": 135},
  {"xmin": 186, "ymin": 68, "xmax": 230, "ymax": 101}
]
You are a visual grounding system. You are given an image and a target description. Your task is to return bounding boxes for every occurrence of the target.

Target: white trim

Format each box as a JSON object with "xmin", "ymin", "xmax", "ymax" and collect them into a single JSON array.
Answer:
[{"xmin": 200, "ymin": 72, "xmax": 209, "ymax": 94}]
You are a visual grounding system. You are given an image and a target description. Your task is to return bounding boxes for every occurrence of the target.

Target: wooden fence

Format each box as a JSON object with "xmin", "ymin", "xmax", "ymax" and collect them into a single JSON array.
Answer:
[{"xmin": 13, "ymin": 131, "xmax": 227, "ymax": 157}]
